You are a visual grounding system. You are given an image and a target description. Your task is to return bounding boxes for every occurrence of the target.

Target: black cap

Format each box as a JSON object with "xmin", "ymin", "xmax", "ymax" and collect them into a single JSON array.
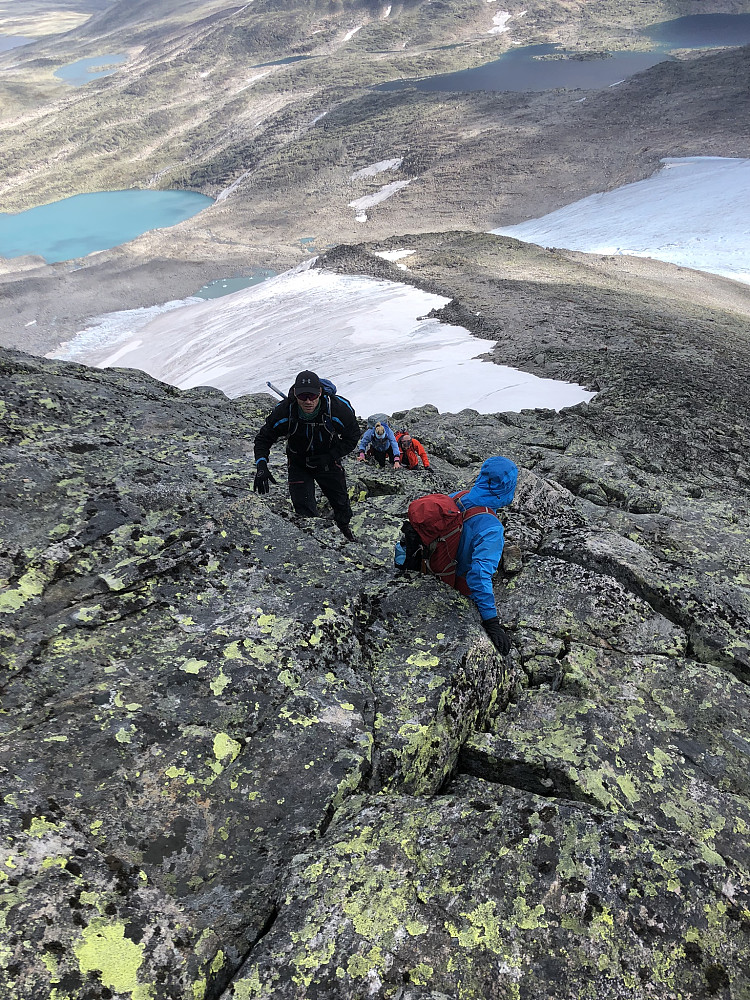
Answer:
[{"xmin": 293, "ymin": 370, "xmax": 322, "ymax": 395}]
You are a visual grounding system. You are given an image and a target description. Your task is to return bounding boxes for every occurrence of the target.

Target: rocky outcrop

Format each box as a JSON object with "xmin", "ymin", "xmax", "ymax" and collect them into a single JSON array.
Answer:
[{"xmin": 1, "ymin": 316, "xmax": 748, "ymax": 999}]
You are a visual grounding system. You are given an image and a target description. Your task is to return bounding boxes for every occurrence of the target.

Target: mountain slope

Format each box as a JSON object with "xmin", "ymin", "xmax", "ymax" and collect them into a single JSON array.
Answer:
[
  {"xmin": 1, "ymin": 2, "xmax": 748, "ymax": 228},
  {"xmin": 1, "ymin": 232, "xmax": 749, "ymax": 993}
]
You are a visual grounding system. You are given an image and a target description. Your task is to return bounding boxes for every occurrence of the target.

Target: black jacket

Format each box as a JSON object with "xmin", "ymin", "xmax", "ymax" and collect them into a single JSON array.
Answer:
[{"xmin": 254, "ymin": 392, "xmax": 360, "ymax": 465}]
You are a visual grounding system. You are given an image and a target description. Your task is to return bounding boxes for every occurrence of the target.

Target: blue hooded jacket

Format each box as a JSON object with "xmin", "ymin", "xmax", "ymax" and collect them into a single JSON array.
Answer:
[
  {"xmin": 452, "ymin": 456, "xmax": 518, "ymax": 621},
  {"xmin": 358, "ymin": 424, "xmax": 400, "ymax": 457}
]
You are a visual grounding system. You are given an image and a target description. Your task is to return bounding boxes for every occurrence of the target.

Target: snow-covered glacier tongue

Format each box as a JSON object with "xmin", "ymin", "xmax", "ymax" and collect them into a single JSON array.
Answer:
[{"xmin": 50, "ymin": 265, "xmax": 594, "ymax": 415}]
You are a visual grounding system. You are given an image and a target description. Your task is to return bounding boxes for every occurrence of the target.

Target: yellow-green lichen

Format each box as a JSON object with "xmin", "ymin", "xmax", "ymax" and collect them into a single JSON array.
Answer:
[
  {"xmin": 74, "ymin": 919, "xmax": 152, "ymax": 999},
  {"xmin": 213, "ymin": 732, "xmax": 242, "ymax": 762},
  {"xmin": 182, "ymin": 658, "xmax": 207, "ymax": 674}
]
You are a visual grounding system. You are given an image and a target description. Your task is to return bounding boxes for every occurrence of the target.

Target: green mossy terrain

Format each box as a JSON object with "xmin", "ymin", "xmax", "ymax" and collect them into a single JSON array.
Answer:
[{"xmin": 1, "ymin": 246, "xmax": 748, "ymax": 1000}]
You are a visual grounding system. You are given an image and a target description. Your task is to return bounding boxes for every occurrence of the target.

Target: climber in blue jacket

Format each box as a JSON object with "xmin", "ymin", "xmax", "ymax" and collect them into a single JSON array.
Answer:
[
  {"xmin": 452, "ymin": 455, "xmax": 518, "ymax": 654},
  {"xmin": 357, "ymin": 422, "xmax": 401, "ymax": 468}
]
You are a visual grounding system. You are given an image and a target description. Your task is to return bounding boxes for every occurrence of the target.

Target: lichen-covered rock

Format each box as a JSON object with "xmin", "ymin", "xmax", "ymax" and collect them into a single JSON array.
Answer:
[
  {"xmin": 1, "ymin": 212, "xmax": 749, "ymax": 1000},
  {"xmin": 365, "ymin": 579, "xmax": 510, "ymax": 795},
  {"xmin": 0, "ymin": 352, "xmax": 512, "ymax": 998},
  {"xmin": 221, "ymin": 782, "xmax": 750, "ymax": 999}
]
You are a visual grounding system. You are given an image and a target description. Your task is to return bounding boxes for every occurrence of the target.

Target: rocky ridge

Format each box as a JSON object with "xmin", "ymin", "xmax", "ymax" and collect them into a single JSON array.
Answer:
[{"xmin": 1, "ymin": 230, "xmax": 749, "ymax": 996}]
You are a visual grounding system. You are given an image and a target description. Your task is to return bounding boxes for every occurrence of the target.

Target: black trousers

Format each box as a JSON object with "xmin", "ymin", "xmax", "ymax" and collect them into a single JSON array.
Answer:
[
  {"xmin": 369, "ymin": 446, "xmax": 396, "ymax": 468},
  {"xmin": 287, "ymin": 456, "xmax": 352, "ymax": 525}
]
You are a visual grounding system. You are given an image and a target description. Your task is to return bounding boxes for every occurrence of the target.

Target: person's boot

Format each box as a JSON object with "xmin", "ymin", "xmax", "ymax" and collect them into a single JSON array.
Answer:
[{"xmin": 338, "ymin": 522, "xmax": 355, "ymax": 542}]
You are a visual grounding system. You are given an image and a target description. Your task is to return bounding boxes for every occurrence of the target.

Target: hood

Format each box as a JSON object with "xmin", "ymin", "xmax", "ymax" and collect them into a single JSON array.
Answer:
[{"xmin": 462, "ymin": 456, "xmax": 518, "ymax": 510}]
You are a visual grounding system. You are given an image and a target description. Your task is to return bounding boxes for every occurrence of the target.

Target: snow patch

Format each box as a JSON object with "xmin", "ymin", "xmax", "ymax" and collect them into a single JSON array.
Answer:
[
  {"xmin": 348, "ymin": 179, "xmax": 412, "ymax": 221},
  {"xmin": 489, "ymin": 10, "xmax": 512, "ymax": 33},
  {"xmin": 235, "ymin": 70, "xmax": 272, "ymax": 93},
  {"xmin": 491, "ymin": 156, "xmax": 750, "ymax": 285},
  {"xmin": 383, "ymin": 5, "xmax": 392, "ymax": 17},
  {"xmin": 217, "ymin": 169, "xmax": 253, "ymax": 202},
  {"xmin": 52, "ymin": 268, "xmax": 594, "ymax": 415},
  {"xmin": 343, "ymin": 25, "xmax": 363, "ymax": 41},
  {"xmin": 374, "ymin": 249, "xmax": 416, "ymax": 262},
  {"xmin": 350, "ymin": 158, "xmax": 403, "ymax": 181}
]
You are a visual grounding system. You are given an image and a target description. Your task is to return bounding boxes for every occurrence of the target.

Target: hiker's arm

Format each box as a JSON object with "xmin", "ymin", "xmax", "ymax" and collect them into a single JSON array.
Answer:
[
  {"xmin": 415, "ymin": 439, "xmax": 429, "ymax": 467},
  {"xmin": 464, "ymin": 521, "xmax": 505, "ymax": 621},
  {"xmin": 387, "ymin": 427, "xmax": 400, "ymax": 458},
  {"xmin": 357, "ymin": 427, "xmax": 372, "ymax": 454},
  {"xmin": 254, "ymin": 401, "xmax": 289, "ymax": 463},
  {"xmin": 332, "ymin": 401, "xmax": 361, "ymax": 459}
]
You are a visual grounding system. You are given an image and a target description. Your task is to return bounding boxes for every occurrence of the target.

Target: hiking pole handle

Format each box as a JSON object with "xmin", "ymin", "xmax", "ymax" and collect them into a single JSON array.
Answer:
[{"xmin": 266, "ymin": 381, "xmax": 286, "ymax": 399}]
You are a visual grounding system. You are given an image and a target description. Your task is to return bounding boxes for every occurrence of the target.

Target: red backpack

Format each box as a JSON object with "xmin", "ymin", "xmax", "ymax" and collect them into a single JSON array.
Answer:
[{"xmin": 406, "ymin": 491, "xmax": 497, "ymax": 593}]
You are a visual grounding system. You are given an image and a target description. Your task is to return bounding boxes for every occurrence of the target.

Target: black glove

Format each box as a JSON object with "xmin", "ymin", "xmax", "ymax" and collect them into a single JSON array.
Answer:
[
  {"xmin": 482, "ymin": 617, "xmax": 512, "ymax": 655},
  {"xmin": 253, "ymin": 460, "xmax": 277, "ymax": 494},
  {"xmin": 426, "ymin": 466, "xmax": 435, "ymax": 474}
]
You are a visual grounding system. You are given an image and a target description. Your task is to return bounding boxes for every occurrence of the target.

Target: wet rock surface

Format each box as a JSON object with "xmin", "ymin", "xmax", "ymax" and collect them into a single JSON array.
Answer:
[{"xmin": 1, "ymin": 263, "xmax": 749, "ymax": 1000}]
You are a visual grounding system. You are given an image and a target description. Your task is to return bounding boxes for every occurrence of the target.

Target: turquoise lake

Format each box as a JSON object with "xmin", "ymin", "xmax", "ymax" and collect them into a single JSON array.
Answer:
[
  {"xmin": 54, "ymin": 53, "xmax": 127, "ymax": 86},
  {"xmin": 0, "ymin": 189, "xmax": 213, "ymax": 263}
]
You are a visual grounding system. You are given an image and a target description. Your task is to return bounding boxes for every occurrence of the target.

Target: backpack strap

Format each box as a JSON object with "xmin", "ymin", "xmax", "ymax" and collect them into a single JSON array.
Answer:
[{"xmin": 461, "ymin": 505, "xmax": 497, "ymax": 523}]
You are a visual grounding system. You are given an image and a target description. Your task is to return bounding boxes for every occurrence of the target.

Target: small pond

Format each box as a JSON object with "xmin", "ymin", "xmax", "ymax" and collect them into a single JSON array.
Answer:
[
  {"xmin": 54, "ymin": 53, "xmax": 127, "ymax": 86},
  {"xmin": 0, "ymin": 189, "xmax": 213, "ymax": 264},
  {"xmin": 644, "ymin": 13, "xmax": 750, "ymax": 49},
  {"xmin": 194, "ymin": 272, "xmax": 276, "ymax": 299},
  {"xmin": 377, "ymin": 44, "xmax": 671, "ymax": 93},
  {"xmin": 0, "ymin": 35, "xmax": 32, "ymax": 53}
]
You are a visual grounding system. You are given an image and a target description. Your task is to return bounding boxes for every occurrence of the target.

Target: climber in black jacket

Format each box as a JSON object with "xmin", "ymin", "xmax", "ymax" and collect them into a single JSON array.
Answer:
[{"xmin": 253, "ymin": 371, "xmax": 360, "ymax": 540}]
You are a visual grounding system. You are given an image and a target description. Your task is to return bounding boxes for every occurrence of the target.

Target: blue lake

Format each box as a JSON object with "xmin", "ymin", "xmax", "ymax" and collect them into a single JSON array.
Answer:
[
  {"xmin": 377, "ymin": 44, "xmax": 671, "ymax": 93},
  {"xmin": 54, "ymin": 53, "xmax": 127, "ymax": 86},
  {"xmin": 0, "ymin": 35, "xmax": 32, "ymax": 53},
  {"xmin": 0, "ymin": 189, "xmax": 213, "ymax": 264},
  {"xmin": 644, "ymin": 13, "xmax": 750, "ymax": 48}
]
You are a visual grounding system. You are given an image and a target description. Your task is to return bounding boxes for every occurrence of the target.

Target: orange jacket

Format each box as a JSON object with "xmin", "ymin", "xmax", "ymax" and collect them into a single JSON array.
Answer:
[{"xmin": 396, "ymin": 432, "xmax": 430, "ymax": 468}]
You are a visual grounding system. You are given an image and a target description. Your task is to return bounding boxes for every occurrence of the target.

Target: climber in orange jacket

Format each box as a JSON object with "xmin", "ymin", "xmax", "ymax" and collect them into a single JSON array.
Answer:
[{"xmin": 395, "ymin": 431, "xmax": 433, "ymax": 472}]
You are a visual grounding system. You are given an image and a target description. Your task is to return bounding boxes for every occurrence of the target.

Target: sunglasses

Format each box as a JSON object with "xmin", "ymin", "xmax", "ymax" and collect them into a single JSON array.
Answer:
[{"xmin": 295, "ymin": 391, "xmax": 321, "ymax": 402}]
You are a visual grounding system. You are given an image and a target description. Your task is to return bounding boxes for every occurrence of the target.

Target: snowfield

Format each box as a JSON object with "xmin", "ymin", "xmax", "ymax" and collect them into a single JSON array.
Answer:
[
  {"xmin": 492, "ymin": 157, "xmax": 750, "ymax": 285},
  {"xmin": 51, "ymin": 264, "xmax": 595, "ymax": 416}
]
